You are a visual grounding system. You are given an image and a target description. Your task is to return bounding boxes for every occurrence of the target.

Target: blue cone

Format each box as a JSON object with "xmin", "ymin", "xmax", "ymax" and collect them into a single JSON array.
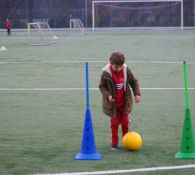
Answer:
[{"xmin": 75, "ymin": 109, "xmax": 102, "ymax": 160}]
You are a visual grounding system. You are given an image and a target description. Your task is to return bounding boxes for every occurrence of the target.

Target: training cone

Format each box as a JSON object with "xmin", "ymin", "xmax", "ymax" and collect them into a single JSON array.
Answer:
[
  {"xmin": 0, "ymin": 46, "xmax": 7, "ymax": 51},
  {"xmin": 175, "ymin": 108, "xmax": 195, "ymax": 159},
  {"xmin": 74, "ymin": 108, "xmax": 102, "ymax": 160},
  {"xmin": 175, "ymin": 61, "xmax": 195, "ymax": 159},
  {"xmin": 74, "ymin": 62, "xmax": 102, "ymax": 160}
]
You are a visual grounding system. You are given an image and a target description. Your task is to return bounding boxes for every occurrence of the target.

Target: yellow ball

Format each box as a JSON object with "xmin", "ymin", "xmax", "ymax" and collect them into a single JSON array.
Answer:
[{"xmin": 122, "ymin": 131, "xmax": 142, "ymax": 151}]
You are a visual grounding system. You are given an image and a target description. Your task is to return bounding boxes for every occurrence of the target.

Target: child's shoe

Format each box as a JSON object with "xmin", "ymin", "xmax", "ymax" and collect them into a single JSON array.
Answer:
[{"xmin": 110, "ymin": 145, "xmax": 119, "ymax": 150}]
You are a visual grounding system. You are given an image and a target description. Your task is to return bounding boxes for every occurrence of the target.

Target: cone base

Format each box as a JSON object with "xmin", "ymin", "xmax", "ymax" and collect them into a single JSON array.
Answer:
[
  {"xmin": 74, "ymin": 152, "xmax": 102, "ymax": 160},
  {"xmin": 175, "ymin": 152, "xmax": 195, "ymax": 159}
]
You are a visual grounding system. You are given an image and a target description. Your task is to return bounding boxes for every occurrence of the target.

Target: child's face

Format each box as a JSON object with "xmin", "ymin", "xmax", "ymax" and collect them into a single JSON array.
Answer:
[{"xmin": 111, "ymin": 64, "xmax": 122, "ymax": 73}]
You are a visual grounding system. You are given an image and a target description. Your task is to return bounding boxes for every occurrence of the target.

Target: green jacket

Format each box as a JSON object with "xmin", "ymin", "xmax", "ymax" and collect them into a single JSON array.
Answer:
[{"xmin": 99, "ymin": 64, "xmax": 141, "ymax": 117}]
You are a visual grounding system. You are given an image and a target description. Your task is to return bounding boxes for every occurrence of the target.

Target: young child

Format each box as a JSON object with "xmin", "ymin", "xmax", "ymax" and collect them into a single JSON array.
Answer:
[
  {"xmin": 5, "ymin": 18, "xmax": 11, "ymax": 36},
  {"xmin": 99, "ymin": 52, "xmax": 141, "ymax": 150}
]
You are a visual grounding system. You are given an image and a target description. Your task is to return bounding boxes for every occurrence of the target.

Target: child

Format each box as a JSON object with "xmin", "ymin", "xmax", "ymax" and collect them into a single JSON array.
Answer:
[
  {"xmin": 99, "ymin": 52, "xmax": 141, "ymax": 150},
  {"xmin": 5, "ymin": 18, "xmax": 11, "ymax": 36}
]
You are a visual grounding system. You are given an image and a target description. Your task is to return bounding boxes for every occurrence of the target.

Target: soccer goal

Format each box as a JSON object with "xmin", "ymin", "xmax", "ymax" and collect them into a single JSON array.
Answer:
[
  {"xmin": 70, "ymin": 19, "xmax": 86, "ymax": 35},
  {"xmin": 27, "ymin": 22, "xmax": 58, "ymax": 46},
  {"xmin": 92, "ymin": 0, "xmax": 183, "ymax": 31}
]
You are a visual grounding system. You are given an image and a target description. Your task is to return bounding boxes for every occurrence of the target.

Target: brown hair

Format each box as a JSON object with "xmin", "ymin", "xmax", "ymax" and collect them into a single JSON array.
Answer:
[{"xmin": 109, "ymin": 52, "xmax": 125, "ymax": 66}]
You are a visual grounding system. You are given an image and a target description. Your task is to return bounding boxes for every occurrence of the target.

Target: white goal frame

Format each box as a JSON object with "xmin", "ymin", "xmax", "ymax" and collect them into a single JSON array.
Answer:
[
  {"xmin": 27, "ymin": 22, "xmax": 58, "ymax": 46},
  {"xmin": 92, "ymin": 0, "xmax": 183, "ymax": 31},
  {"xmin": 69, "ymin": 19, "xmax": 86, "ymax": 35}
]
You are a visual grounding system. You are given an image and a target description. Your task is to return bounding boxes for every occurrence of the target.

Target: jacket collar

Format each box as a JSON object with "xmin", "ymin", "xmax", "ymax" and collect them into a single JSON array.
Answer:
[
  {"xmin": 102, "ymin": 63, "xmax": 128, "ymax": 91},
  {"xmin": 102, "ymin": 63, "xmax": 127, "ymax": 76}
]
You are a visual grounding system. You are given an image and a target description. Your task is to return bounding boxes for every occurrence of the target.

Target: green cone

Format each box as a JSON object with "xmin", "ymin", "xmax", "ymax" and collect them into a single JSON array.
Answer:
[
  {"xmin": 175, "ymin": 61, "xmax": 195, "ymax": 159},
  {"xmin": 175, "ymin": 108, "xmax": 195, "ymax": 158}
]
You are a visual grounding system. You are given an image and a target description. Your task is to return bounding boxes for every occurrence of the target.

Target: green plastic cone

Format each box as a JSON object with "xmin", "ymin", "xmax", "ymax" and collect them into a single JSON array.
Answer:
[
  {"xmin": 175, "ymin": 61, "xmax": 195, "ymax": 159},
  {"xmin": 175, "ymin": 108, "xmax": 195, "ymax": 158}
]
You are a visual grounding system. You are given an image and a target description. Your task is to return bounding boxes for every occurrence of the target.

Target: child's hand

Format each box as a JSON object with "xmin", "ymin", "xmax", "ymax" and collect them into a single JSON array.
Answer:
[
  {"xmin": 135, "ymin": 95, "xmax": 141, "ymax": 104},
  {"xmin": 108, "ymin": 95, "xmax": 115, "ymax": 102}
]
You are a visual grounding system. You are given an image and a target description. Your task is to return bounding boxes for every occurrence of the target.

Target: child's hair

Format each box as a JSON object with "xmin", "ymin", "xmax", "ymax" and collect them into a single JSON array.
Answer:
[{"xmin": 109, "ymin": 52, "xmax": 125, "ymax": 66}]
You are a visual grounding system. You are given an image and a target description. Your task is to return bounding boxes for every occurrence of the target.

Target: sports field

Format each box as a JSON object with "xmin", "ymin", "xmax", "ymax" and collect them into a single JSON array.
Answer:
[{"xmin": 0, "ymin": 30, "xmax": 195, "ymax": 175}]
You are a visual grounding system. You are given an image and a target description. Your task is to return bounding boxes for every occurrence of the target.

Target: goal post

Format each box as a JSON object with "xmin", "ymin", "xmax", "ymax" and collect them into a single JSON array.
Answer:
[
  {"xmin": 92, "ymin": 0, "xmax": 183, "ymax": 31},
  {"xmin": 69, "ymin": 19, "xmax": 86, "ymax": 35},
  {"xmin": 27, "ymin": 22, "xmax": 58, "ymax": 46}
]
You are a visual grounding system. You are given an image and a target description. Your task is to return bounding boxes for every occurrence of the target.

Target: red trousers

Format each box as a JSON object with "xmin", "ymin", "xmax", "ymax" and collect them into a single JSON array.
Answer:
[{"xmin": 110, "ymin": 111, "xmax": 131, "ymax": 147}]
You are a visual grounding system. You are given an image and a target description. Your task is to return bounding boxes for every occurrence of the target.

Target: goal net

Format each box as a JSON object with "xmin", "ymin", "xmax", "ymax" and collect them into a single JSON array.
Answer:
[
  {"xmin": 70, "ymin": 19, "xmax": 86, "ymax": 35},
  {"xmin": 92, "ymin": 0, "xmax": 183, "ymax": 31},
  {"xmin": 27, "ymin": 22, "xmax": 58, "ymax": 46}
]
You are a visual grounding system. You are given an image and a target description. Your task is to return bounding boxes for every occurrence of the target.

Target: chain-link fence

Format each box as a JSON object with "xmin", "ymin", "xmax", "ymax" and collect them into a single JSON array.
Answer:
[{"xmin": 0, "ymin": 0, "xmax": 194, "ymax": 29}]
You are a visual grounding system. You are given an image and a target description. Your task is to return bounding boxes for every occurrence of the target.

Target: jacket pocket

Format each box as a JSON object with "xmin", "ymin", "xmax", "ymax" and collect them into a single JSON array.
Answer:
[
  {"xmin": 125, "ymin": 90, "xmax": 133, "ymax": 113},
  {"xmin": 103, "ymin": 96, "xmax": 113, "ymax": 110}
]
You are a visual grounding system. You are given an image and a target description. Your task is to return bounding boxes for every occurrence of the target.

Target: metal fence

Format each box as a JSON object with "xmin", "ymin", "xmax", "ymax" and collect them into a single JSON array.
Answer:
[{"xmin": 0, "ymin": 0, "xmax": 194, "ymax": 29}]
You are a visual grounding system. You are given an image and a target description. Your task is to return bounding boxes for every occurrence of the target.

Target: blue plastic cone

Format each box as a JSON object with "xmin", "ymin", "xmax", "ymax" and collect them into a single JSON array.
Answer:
[
  {"xmin": 74, "ymin": 62, "xmax": 102, "ymax": 160},
  {"xmin": 74, "ymin": 109, "xmax": 102, "ymax": 160}
]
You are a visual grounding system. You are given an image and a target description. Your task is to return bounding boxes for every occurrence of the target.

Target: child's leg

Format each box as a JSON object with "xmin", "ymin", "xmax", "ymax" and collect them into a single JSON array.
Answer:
[
  {"xmin": 110, "ymin": 116, "xmax": 120, "ymax": 147},
  {"xmin": 121, "ymin": 114, "xmax": 131, "ymax": 136}
]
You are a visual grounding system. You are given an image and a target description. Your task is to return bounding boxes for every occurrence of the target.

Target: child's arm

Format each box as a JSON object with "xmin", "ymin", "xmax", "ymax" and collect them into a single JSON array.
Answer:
[
  {"xmin": 99, "ymin": 73, "xmax": 112, "ymax": 101},
  {"xmin": 135, "ymin": 95, "xmax": 141, "ymax": 103},
  {"xmin": 127, "ymin": 68, "xmax": 141, "ymax": 98}
]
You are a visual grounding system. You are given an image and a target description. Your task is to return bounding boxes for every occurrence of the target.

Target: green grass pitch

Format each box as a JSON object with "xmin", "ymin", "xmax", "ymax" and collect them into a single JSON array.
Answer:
[{"xmin": 0, "ymin": 30, "xmax": 195, "ymax": 175}]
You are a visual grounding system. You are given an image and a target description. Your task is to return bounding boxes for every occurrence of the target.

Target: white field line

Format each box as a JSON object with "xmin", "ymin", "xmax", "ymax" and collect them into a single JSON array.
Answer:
[
  {"xmin": 0, "ymin": 87, "xmax": 195, "ymax": 91},
  {"xmin": 0, "ymin": 60, "xmax": 193, "ymax": 65},
  {"xmin": 34, "ymin": 164, "xmax": 195, "ymax": 175}
]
